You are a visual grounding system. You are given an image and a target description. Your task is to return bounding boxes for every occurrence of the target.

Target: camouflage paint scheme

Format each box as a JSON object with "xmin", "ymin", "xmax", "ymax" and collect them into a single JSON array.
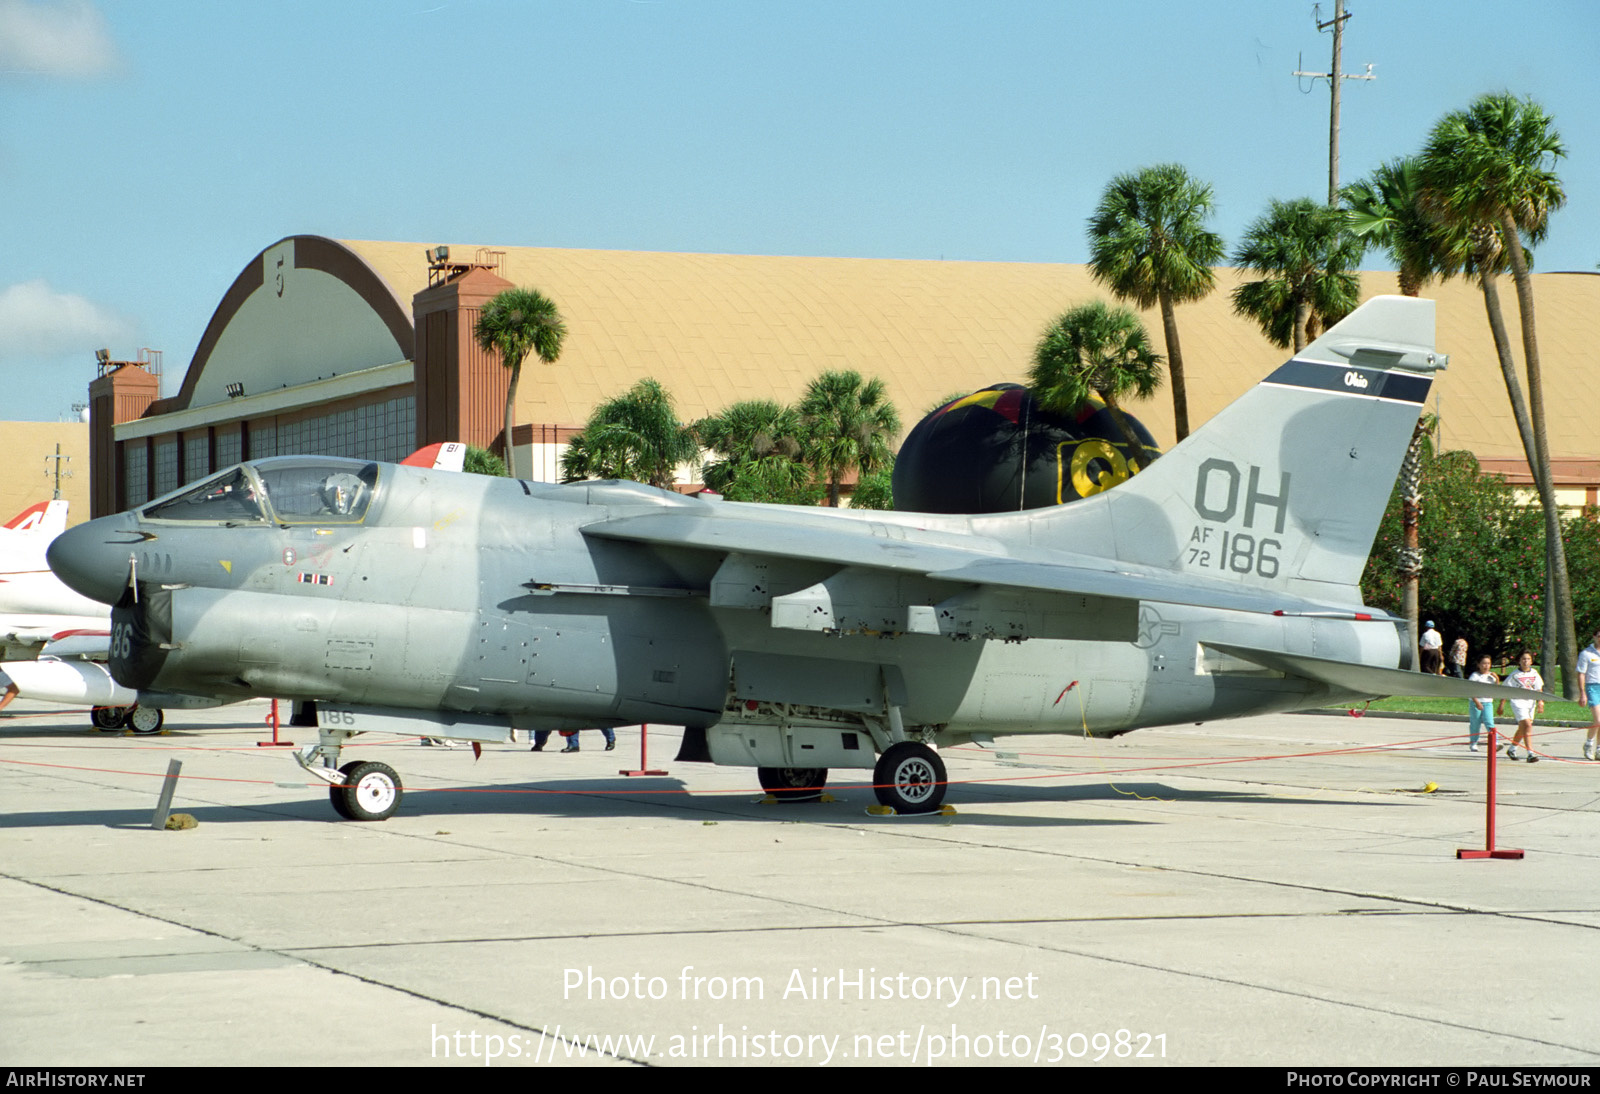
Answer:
[{"xmin": 49, "ymin": 297, "xmax": 1545, "ymax": 819}]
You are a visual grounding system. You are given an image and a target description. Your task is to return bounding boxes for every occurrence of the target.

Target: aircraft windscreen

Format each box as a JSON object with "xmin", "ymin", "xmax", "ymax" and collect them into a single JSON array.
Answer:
[
  {"xmin": 254, "ymin": 459, "xmax": 379, "ymax": 523},
  {"xmin": 142, "ymin": 468, "xmax": 266, "ymax": 523}
]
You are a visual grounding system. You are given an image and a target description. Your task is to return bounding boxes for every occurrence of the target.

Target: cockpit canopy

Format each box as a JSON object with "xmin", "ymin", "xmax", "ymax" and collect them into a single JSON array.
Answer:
[{"xmin": 140, "ymin": 458, "xmax": 380, "ymax": 525}]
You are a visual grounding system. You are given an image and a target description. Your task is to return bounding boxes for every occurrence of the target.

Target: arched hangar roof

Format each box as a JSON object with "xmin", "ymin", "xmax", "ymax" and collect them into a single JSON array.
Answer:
[
  {"xmin": 152, "ymin": 236, "xmax": 414, "ymax": 418},
  {"xmin": 159, "ymin": 235, "xmax": 1600, "ymax": 469}
]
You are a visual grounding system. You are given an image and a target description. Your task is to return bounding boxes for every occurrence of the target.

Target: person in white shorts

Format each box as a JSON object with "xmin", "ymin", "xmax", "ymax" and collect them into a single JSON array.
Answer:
[{"xmin": 1500, "ymin": 651, "xmax": 1544, "ymax": 763}]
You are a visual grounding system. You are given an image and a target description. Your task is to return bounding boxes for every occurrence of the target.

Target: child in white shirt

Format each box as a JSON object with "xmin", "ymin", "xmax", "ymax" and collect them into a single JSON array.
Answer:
[
  {"xmin": 1467, "ymin": 655, "xmax": 1497, "ymax": 753},
  {"xmin": 1500, "ymin": 651, "xmax": 1545, "ymax": 763}
]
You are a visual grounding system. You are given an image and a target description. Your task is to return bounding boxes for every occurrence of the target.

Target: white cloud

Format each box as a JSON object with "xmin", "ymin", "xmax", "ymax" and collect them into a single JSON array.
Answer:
[
  {"xmin": 0, "ymin": 279, "xmax": 134, "ymax": 360},
  {"xmin": 0, "ymin": 0, "xmax": 117, "ymax": 77}
]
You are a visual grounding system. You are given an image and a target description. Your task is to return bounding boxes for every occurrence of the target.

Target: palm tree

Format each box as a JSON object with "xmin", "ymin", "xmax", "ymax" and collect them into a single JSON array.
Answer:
[
  {"xmin": 1230, "ymin": 198, "xmax": 1364, "ymax": 352},
  {"xmin": 849, "ymin": 462, "xmax": 896, "ymax": 511},
  {"xmin": 796, "ymin": 370, "xmax": 901, "ymax": 507},
  {"xmin": 559, "ymin": 378, "xmax": 697, "ymax": 489},
  {"xmin": 1396, "ymin": 415, "xmax": 1438, "ymax": 669},
  {"xmin": 1087, "ymin": 164, "xmax": 1223, "ymax": 442},
  {"xmin": 462, "ymin": 445, "xmax": 506, "ymax": 477},
  {"xmin": 1028, "ymin": 301, "xmax": 1163, "ymax": 471},
  {"xmin": 473, "ymin": 288, "xmax": 565, "ymax": 479},
  {"xmin": 693, "ymin": 399, "xmax": 812, "ymax": 500},
  {"xmin": 1343, "ymin": 157, "xmax": 1460, "ymax": 297},
  {"xmin": 712, "ymin": 460, "xmax": 823, "ymax": 506},
  {"xmin": 1419, "ymin": 92, "xmax": 1575, "ymax": 694}
]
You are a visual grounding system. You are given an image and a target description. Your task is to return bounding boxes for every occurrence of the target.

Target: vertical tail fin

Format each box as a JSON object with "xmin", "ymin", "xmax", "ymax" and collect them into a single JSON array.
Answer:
[
  {"xmin": 983, "ymin": 296, "xmax": 1444, "ymax": 602},
  {"xmin": 401, "ymin": 442, "xmax": 467, "ymax": 473},
  {"xmin": 3, "ymin": 500, "xmax": 67, "ymax": 537}
]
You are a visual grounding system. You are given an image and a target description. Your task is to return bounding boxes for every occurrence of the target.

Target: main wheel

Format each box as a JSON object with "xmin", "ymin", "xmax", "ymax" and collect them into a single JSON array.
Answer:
[
  {"xmin": 124, "ymin": 706, "xmax": 164, "ymax": 734},
  {"xmin": 91, "ymin": 706, "xmax": 126, "ymax": 731},
  {"xmin": 334, "ymin": 760, "xmax": 403, "ymax": 821},
  {"xmin": 873, "ymin": 742, "xmax": 947, "ymax": 814},
  {"xmin": 757, "ymin": 766, "xmax": 828, "ymax": 802}
]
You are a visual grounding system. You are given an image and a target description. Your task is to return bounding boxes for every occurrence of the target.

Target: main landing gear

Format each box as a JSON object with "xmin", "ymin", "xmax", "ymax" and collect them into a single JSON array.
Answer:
[
  {"xmin": 753, "ymin": 742, "xmax": 948, "ymax": 814},
  {"xmin": 90, "ymin": 705, "xmax": 165, "ymax": 734},
  {"xmin": 757, "ymin": 766, "xmax": 828, "ymax": 802},
  {"xmin": 873, "ymin": 741, "xmax": 947, "ymax": 814}
]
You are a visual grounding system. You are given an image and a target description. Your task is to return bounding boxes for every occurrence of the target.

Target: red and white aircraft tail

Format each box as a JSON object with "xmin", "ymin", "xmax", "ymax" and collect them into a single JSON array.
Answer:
[
  {"xmin": 401, "ymin": 443, "xmax": 467, "ymax": 473},
  {"xmin": 2, "ymin": 500, "xmax": 68, "ymax": 537}
]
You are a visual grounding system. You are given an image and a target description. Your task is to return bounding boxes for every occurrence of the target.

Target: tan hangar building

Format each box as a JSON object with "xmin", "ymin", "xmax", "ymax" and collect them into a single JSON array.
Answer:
[{"xmin": 84, "ymin": 234, "xmax": 1600, "ymax": 517}]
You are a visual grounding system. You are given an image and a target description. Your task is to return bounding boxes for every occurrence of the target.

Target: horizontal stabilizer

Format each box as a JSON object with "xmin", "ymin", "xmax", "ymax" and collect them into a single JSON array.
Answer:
[
  {"xmin": 929, "ymin": 558, "xmax": 1400, "ymax": 621},
  {"xmin": 1204, "ymin": 642, "xmax": 1563, "ymax": 703}
]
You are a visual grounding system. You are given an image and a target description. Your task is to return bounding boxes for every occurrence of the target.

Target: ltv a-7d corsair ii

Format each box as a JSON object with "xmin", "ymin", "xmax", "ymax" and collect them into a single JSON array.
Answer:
[{"xmin": 47, "ymin": 297, "xmax": 1539, "ymax": 820}]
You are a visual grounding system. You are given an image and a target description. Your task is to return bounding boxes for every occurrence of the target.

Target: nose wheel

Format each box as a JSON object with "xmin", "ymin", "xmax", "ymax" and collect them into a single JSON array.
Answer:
[
  {"xmin": 873, "ymin": 741, "xmax": 947, "ymax": 814},
  {"xmin": 330, "ymin": 760, "xmax": 403, "ymax": 821}
]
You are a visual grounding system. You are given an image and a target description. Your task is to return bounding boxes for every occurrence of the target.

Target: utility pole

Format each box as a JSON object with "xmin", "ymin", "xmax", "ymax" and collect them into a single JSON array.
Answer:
[
  {"xmin": 1293, "ymin": 0, "xmax": 1375, "ymax": 205},
  {"xmin": 44, "ymin": 443, "xmax": 70, "ymax": 501}
]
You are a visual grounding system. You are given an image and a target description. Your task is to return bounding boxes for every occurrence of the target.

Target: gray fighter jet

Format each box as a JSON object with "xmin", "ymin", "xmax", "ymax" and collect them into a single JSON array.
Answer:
[{"xmin": 48, "ymin": 296, "xmax": 1541, "ymax": 820}]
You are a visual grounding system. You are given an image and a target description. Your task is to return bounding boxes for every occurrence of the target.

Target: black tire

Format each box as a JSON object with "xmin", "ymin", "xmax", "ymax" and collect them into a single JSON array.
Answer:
[
  {"xmin": 124, "ymin": 706, "xmax": 164, "ymax": 734},
  {"xmin": 334, "ymin": 760, "xmax": 403, "ymax": 821},
  {"xmin": 757, "ymin": 766, "xmax": 828, "ymax": 802},
  {"xmin": 328, "ymin": 761, "xmax": 364, "ymax": 820},
  {"xmin": 91, "ymin": 706, "xmax": 126, "ymax": 731},
  {"xmin": 873, "ymin": 742, "xmax": 947, "ymax": 814}
]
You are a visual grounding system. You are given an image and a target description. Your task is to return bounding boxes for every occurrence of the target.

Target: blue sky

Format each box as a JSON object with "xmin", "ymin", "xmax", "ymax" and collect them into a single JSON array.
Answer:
[{"xmin": 3, "ymin": 0, "xmax": 1596, "ymax": 421}]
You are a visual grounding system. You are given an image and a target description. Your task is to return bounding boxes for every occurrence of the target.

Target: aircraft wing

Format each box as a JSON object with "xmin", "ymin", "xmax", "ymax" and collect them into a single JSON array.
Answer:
[
  {"xmin": 0, "ymin": 616, "xmax": 111, "ymax": 655},
  {"xmin": 1204, "ymin": 642, "xmax": 1564, "ymax": 703},
  {"xmin": 584, "ymin": 513, "xmax": 1390, "ymax": 620},
  {"xmin": 585, "ymin": 511, "xmax": 982, "ymax": 573}
]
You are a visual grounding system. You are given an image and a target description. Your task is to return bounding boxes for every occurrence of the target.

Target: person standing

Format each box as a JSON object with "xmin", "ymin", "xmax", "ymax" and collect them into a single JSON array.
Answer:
[
  {"xmin": 1501, "ymin": 651, "xmax": 1545, "ymax": 763},
  {"xmin": 1420, "ymin": 621, "xmax": 1444, "ymax": 675},
  {"xmin": 1448, "ymin": 637, "xmax": 1468, "ymax": 679},
  {"xmin": 559, "ymin": 728, "xmax": 617, "ymax": 753},
  {"xmin": 1467, "ymin": 655, "xmax": 1498, "ymax": 753},
  {"xmin": 1576, "ymin": 630, "xmax": 1600, "ymax": 760}
]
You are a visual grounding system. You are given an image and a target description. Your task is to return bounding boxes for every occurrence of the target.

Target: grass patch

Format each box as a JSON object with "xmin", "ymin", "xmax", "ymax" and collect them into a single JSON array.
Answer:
[{"xmin": 1323, "ymin": 668, "xmax": 1593, "ymax": 722}]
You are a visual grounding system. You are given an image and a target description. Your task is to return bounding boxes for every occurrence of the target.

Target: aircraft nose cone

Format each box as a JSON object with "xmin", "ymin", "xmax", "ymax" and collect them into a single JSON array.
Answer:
[{"xmin": 47, "ymin": 516, "xmax": 138, "ymax": 605}]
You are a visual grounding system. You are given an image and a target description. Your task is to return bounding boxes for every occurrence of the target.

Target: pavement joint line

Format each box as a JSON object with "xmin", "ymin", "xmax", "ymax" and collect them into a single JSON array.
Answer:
[
  {"xmin": 923, "ymin": 918, "xmax": 1600, "ymax": 1060},
  {"xmin": 270, "ymin": 909, "xmax": 1475, "ymax": 954},
  {"xmin": 18, "ymin": 860, "xmax": 1586, "ymax": 1061},
  {"xmin": 0, "ymin": 871, "xmax": 654, "ymax": 1068},
  {"xmin": 848, "ymin": 825, "xmax": 1600, "ymax": 928},
  {"xmin": 19, "ymin": 862, "xmax": 1590, "ymax": 1060}
]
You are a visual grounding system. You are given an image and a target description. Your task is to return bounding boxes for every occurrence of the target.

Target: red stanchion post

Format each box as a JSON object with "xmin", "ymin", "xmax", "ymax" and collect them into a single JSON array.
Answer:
[
  {"xmin": 256, "ymin": 697, "xmax": 295, "ymax": 747},
  {"xmin": 1458, "ymin": 726, "xmax": 1523, "ymax": 860},
  {"xmin": 620, "ymin": 722, "xmax": 667, "ymax": 777}
]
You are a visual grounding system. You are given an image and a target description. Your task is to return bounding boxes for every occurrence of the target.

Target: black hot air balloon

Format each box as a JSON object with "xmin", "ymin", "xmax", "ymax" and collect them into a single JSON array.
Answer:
[{"xmin": 891, "ymin": 384, "xmax": 1160, "ymax": 514}]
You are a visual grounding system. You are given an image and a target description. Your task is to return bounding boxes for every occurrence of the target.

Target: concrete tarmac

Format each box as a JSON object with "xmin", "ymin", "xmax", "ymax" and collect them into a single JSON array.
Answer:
[{"xmin": 2, "ymin": 698, "xmax": 1597, "ymax": 1068}]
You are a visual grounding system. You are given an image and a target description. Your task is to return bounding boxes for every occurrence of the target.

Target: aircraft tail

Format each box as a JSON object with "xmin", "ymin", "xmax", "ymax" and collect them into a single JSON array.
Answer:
[
  {"xmin": 3, "ymin": 500, "xmax": 67, "ymax": 536},
  {"xmin": 979, "ymin": 296, "xmax": 1443, "ymax": 604},
  {"xmin": 401, "ymin": 442, "xmax": 467, "ymax": 473}
]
